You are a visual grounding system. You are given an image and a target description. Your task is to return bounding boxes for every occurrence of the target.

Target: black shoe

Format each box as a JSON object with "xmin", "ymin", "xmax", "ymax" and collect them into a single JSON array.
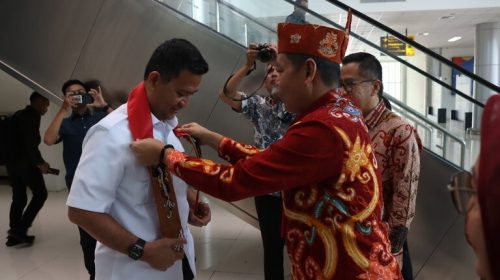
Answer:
[
  {"xmin": 6, "ymin": 230, "xmax": 35, "ymax": 247},
  {"xmin": 5, "ymin": 236, "xmax": 23, "ymax": 247}
]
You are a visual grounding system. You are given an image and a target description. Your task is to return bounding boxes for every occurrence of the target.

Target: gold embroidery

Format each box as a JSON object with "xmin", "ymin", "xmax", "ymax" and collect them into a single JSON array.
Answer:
[{"xmin": 318, "ymin": 32, "xmax": 339, "ymax": 58}]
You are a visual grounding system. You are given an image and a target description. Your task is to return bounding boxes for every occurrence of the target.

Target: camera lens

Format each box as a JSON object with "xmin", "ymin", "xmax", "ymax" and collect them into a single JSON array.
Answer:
[{"xmin": 258, "ymin": 49, "xmax": 272, "ymax": 63}]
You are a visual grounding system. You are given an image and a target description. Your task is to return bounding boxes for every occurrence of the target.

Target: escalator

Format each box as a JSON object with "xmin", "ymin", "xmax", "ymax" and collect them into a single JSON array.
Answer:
[{"xmin": 1, "ymin": 0, "xmax": 498, "ymax": 279}]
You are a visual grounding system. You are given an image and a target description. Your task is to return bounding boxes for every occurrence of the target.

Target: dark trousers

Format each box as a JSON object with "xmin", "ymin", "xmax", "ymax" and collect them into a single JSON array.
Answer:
[
  {"xmin": 182, "ymin": 255, "xmax": 194, "ymax": 280},
  {"xmin": 78, "ymin": 227, "xmax": 96, "ymax": 280},
  {"xmin": 402, "ymin": 240, "xmax": 413, "ymax": 280},
  {"xmin": 255, "ymin": 195, "xmax": 285, "ymax": 280},
  {"xmin": 7, "ymin": 165, "xmax": 47, "ymax": 234},
  {"xmin": 67, "ymin": 180, "xmax": 97, "ymax": 280}
]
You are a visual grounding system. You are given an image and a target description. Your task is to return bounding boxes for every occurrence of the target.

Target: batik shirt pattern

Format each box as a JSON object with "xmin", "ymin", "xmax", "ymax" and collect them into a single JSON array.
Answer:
[{"xmin": 364, "ymin": 100, "xmax": 421, "ymax": 253}]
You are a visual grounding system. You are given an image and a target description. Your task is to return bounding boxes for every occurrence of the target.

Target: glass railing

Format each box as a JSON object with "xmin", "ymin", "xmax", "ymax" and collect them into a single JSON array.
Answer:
[{"xmin": 157, "ymin": 0, "xmax": 498, "ymax": 168}]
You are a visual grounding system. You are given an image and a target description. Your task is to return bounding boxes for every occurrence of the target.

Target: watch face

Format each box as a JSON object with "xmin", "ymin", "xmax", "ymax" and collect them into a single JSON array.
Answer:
[{"xmin": 129, "ymin": 244, "xmax": 143, "ymax": 260}]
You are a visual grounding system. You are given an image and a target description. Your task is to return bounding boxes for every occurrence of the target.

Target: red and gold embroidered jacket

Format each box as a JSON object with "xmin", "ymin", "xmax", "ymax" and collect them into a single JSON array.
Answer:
[{"xmin": 167, "ymin": 92, "xmax": 402, "ymax": 279}]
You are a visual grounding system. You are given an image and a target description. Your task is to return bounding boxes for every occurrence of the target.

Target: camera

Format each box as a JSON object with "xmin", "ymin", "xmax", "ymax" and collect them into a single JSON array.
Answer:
[
  {"xmin": 70, "ymin": 92, "xmax": 94, "ymax": 105},
  {"xmin": 255, "ymin": 44, "xmax": 276, "ymax": 63},
  {"xmin": 47, "ymin": 168, "xmax": 60, "ymax": 175}
]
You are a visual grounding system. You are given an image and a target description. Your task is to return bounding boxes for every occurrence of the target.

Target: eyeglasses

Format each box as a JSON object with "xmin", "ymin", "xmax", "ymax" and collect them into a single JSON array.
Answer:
[
  {"xmin": 340, "ymin": 79, "xmax": 374, "ymax": 92},
  {"xmin": 447, "ymin": 170, "xmax": 477, "ymax": 214}
]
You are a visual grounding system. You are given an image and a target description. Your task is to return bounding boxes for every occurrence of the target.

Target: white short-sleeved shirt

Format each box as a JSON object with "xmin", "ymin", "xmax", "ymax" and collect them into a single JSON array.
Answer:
[{"xmin": 67, "ymin": 104, "xmax": 195, "ymax": 280}]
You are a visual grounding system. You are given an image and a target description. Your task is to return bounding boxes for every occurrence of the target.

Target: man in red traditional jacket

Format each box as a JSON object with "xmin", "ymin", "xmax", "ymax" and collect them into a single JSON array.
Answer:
[{"xmin": 132, "ymin": 20, "xmax": 402, "ymax": 280}]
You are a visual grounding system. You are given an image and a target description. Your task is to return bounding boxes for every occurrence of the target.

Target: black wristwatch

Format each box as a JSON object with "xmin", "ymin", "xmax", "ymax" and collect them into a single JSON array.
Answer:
[{"xmin": 128, "ymin": 238, "xmax": 145, "ymax": 260}]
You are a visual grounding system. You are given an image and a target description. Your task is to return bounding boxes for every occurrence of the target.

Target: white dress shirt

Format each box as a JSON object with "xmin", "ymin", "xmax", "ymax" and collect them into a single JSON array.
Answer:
[{"xmin": 67, "ymin": 104, "xmax": 195, "ymax": 280}]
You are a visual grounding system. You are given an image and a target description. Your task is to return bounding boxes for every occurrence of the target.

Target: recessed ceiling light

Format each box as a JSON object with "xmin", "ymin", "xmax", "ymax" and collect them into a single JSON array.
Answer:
[
  {"xmin": 440, "ymin": 15, "xmax": 456, "ymax": 20},
  {"xmin": 423, "ymin": 32, "xmax": 430, "ymax": 36},
  {"xmin": 448, "ymin": 36, "xmax": 462, "ymax": 42}
]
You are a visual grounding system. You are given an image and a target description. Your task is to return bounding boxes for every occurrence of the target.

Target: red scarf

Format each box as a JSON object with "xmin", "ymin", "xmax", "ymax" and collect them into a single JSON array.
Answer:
[{"xmin": 127, "ymin": 82, "xmax": 153, "ymax": 139}]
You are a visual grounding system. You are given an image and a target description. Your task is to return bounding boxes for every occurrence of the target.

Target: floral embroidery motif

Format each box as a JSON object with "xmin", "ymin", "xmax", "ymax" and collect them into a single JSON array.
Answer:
[
  {"xmin": 290, "ymin": 33, "xmax": 302, "ymax": 44},
  {"xmin": 318, "ymin": 32, "xmax": 338, "ymax": 58}
]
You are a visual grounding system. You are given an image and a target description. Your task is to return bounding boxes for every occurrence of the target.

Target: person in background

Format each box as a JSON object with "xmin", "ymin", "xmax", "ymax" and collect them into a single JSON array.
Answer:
[
  {"xmin": 132, "ymin": 21, "xmax": 403, "ymax": 280},
  {"xmin": 44, "ymin": 79, "xmax": 112, "ymax": 280},
  {"xmin": 341, "ymin": 52, "xmax": 421, "ymax": 279},
  {"xmin": 447, "ymin": 95, "xmax": 500, "ymax": 280},
  {"xmin": 219, "ymin": 44, "xmax": 294, "ymax": 280},
  {"xmin": 286, "ymin": 0, "xmax": 309, "ymax": 24},
  {"xmin": 6, "ymin": 92, "xmax": 51, "ymax": 247}
]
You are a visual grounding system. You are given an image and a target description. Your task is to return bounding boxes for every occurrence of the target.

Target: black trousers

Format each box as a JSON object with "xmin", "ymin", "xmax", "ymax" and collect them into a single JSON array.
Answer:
[
  {"xmin": 402, "ymin": 240, "xmax": 413, "ymax": 280},
  {"xmin": 77, "ymin": 227, "xmax": 97, "ymax": 280},
  {"xmin": 183, "ymin": 255, "xmax": 194, "ymax": 280},
  {"xmin": 255, "ymin": 195, "xmax": 285, "ymax": 280},
  {"xmin": 7, "ymin": 165, "xmax": 47, "ymax": 234}
]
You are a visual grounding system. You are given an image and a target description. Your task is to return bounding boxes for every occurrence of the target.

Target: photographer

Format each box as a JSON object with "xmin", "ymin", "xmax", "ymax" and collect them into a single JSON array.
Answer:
[
  {"xmin": 44, "ymin": 79, "xmax": 112, "ymax": 280},
  {"xmin": 219, "ymin": 44, "xmax": 294, "ymax": 280}
]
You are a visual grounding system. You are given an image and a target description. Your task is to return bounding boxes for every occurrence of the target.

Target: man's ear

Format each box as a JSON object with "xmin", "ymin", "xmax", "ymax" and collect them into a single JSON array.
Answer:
[
  {"xmin": 371, "ymin": 80, "xmax": 382, "ymax": 97},
  {"xmin": 145, "ymin": 71, "xmax": 161, "ymax": 88},
  {"xmin": 304, "ymin": 58, "xmax": 317, "ymax": 84}
]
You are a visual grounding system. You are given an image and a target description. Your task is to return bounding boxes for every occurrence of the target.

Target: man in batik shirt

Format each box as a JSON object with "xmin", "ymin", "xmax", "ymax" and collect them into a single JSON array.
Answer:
[
  {"xmin": 341, "ymin": 52, "xmax": 421, "ymax": 280},
  {"xmin": 132, "ymin": 20, "xmax": 402, "ymax": 280},
  {"xmin": 219, "ymin": 45, "xmax": 294, "ymax": 280}
]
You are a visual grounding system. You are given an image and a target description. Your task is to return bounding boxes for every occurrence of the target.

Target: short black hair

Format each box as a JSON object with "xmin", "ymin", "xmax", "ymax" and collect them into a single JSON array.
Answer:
[
  {"xmin": 30, "ymin": 91, "xmax": 48, "ymax": 103},
  {"xmin": 62, "ymin": 79, "xmax": 87, "ymax": 95},
  {"xmin": 144, "ymin": 38, "xmax": 209, "ymax": 82},
  {"xmin": 342, "ymin": 52, "xmax": 383, "ymax": 97},
  {"xmin": 286, "ymin": 54, "xmax": 340, "ymax": 88}
]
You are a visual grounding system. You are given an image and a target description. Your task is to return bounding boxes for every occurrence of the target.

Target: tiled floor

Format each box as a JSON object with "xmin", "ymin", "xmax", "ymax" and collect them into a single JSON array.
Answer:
[{"xmin": 0, "ymin": 185, "xmax": 291, "ymax": 280}]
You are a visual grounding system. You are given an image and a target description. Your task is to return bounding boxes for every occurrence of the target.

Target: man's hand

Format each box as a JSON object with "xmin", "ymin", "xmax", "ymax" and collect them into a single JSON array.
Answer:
[
  {"xmin": 188, "ymin": 202, "xmax": 211, "ymax": 227},
  {"xmin": 130, "ymin": 138, "xmax": 165, "ymax": 166},
  {"xmin": 37, "ymin": 162, "xmax": 50, "ymax": 174},
  {"xmin": 141, "ymin": 237, "xmax": 186, "ymax": 271},
  {"xmin": 88, "ymin": 86, "xmax": 108, "ymax": 109},
  {"xmin": 246, "ymin": 44, "xmax": 259, "ymax": 68},
  {"xmin": 176, "ymin": 123, "xmax": 214, "ymax": 146}
]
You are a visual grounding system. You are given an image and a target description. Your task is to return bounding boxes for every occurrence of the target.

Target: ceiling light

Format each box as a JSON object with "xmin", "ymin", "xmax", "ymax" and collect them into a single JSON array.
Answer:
[
  {"xmin": 423, "ymin": 32, "xmax": 429, "ymax": 36},
  {"xmin": 440, "ymin": 14, "xmax": 456, "ymax": 20},
  {"xmin": 448, "ymin": 36, "xmax": 462, "ymax": 42}
]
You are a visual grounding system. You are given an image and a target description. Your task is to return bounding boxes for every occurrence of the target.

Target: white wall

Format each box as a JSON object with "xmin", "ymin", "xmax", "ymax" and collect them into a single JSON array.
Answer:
[
  {"xmin": 1, "ymin": 70, "xmax": 66, "ymax": 192},
  {"xmin": 405, "ymin": 52, "xmax": 428, "ymax": 115}
]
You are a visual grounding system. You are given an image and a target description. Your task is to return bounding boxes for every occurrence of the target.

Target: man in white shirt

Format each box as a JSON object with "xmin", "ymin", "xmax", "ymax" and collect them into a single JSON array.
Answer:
[{"xmin": 66, "ymin": 38, "xmax": 211, "ymax": 280}]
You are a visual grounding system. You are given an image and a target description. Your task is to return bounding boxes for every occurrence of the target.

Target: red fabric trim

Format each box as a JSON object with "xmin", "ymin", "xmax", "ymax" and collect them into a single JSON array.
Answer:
[{"xmin": 127, "ymin": 82, "xmax": 153, "ymax": 139}]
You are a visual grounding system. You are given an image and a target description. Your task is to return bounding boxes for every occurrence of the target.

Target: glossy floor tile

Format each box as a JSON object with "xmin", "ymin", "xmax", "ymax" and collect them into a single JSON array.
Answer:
[{"xmin": 0, "ymin": 185, "xmax": 291, "ymax": 280}]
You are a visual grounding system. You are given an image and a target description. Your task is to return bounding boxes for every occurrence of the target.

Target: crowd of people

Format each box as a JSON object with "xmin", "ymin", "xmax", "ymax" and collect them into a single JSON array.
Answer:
[{"xmin": 2, "ymin": 1, "xmax": 498, "ymax": 280}]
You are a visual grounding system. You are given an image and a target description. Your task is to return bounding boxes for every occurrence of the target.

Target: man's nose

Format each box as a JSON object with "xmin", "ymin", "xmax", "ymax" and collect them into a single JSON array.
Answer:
[{"xmin": 179, "ymin": 97, "xmax": 189, "ymax": 108}]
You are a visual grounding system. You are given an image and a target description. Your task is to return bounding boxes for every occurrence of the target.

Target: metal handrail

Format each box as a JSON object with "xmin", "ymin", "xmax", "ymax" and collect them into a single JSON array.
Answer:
[
  {"xmin": 385, "ymin": 94, "xmax": 466, "ymax": 167},
  {"xmin": 281, "ymin": 0, "xmax": 485, "ymax": 108},
  {"xmin": 322, "ymin": 0, "xmax": 500, "ymax": 95}
]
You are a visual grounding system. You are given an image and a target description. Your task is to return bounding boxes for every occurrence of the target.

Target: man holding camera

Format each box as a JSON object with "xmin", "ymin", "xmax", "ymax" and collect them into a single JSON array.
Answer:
[
  {"xmin": 219, "ymin": 44, "xmax": 294, "ymax": 280},
  {"xmin": 44, "ymin": 79, "xmax": 112, "ymax": 280}
]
